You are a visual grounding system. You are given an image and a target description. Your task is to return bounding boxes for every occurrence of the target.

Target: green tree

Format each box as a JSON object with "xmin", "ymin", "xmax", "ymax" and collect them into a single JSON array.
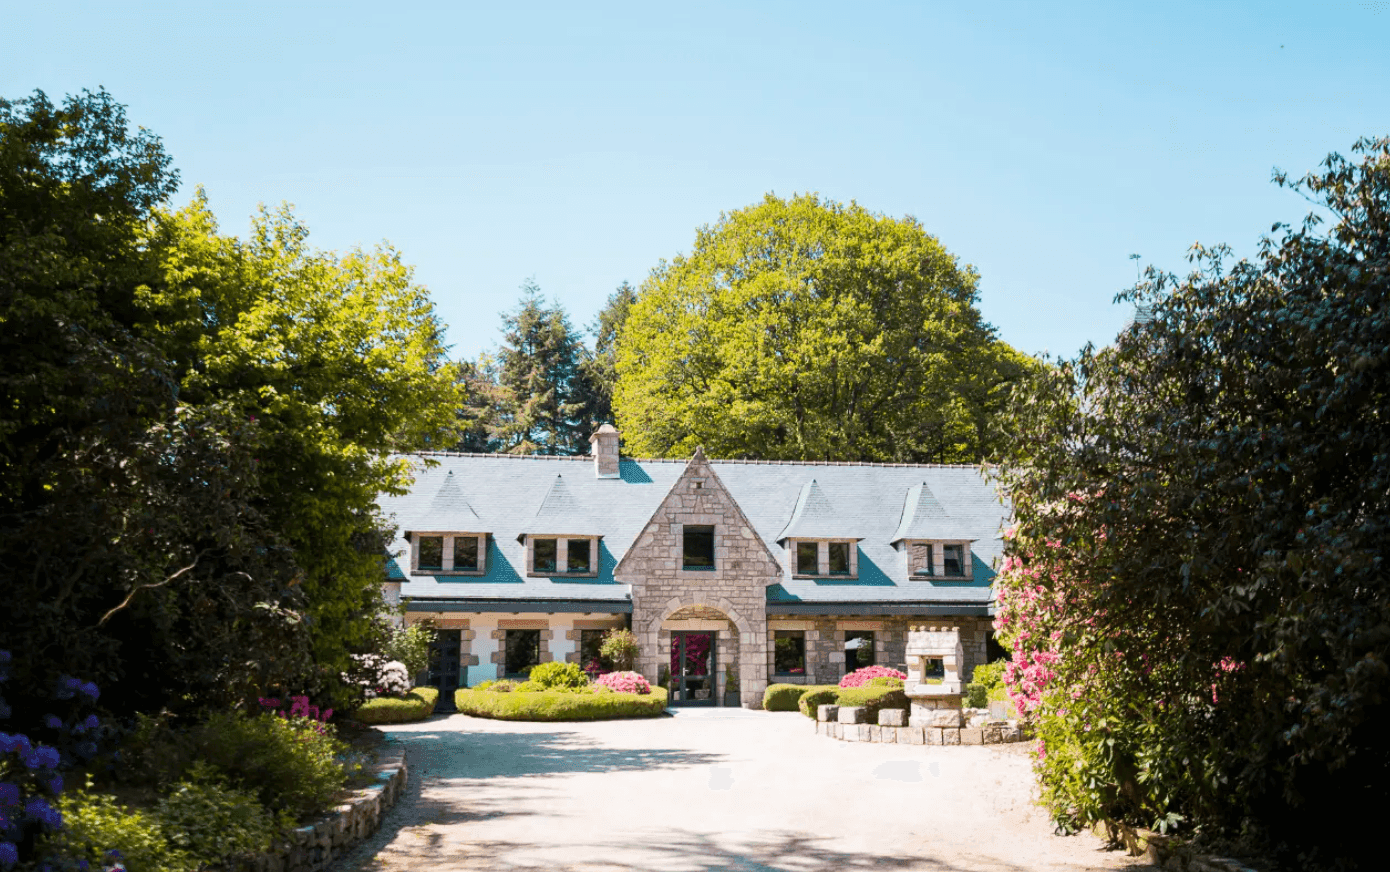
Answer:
[
  {"xmin": 581, "ymin": 281, "xmax": 638, "ymax": 426},
  {"xmin": 0, "ymin": 90, "xmax": 312, "ymax": 721},
  {"xmin": 614, "ymin": 193, "xmax": 1029, "ymax": 461},
  {"xmin": 450, "ymin": 355, "xmax": 507, "ymax": 453},
  {"xmin": 494, "ymin": 281, "xmax": 596, "ymax": 455},
  {"xmin": 993, "ymin": 137, "xmax": 1390, "ymax": 868},
  {"xmin": 148, "ymin": 193, "xmax": 462, "ymax": 699}
]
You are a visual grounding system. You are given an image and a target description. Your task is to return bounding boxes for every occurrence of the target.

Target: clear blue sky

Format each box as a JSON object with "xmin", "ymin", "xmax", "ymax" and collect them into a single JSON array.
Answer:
[{"xmin": 5, "ymin": 1, "xmax": 1387, "ymax": 361}]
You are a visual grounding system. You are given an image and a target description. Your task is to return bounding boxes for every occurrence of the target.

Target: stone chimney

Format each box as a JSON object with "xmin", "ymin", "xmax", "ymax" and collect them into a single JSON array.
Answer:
[{"xmin": 589, "ymin": 424, "xmax": 620, "ymax": 479}]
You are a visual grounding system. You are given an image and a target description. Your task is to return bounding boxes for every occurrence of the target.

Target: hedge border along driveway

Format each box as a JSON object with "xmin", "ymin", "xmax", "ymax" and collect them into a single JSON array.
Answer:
[
  {"xmin": 336, "ymin": 710, "xmax": 1150, "ymax": 872},
  {"xmin": 453, "ymin": 687, "xmax": 669, "ymax": 720}
]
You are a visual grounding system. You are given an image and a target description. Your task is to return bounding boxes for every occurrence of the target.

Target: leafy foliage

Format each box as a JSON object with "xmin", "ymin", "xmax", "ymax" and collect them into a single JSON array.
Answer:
[
  {"xmin": 155, "ymin": 763, "xmax": 283, "ymax": 867},
  {"xmin": 598, "ymin": 629, "xmax": 640, "ymax": 672},
  {"xmin": 615, "ymin": 193, "xmax": 1031, "ymax": 461},
  {"xmin": 527, "ymin": 662, "xmax": 590, "ymax": 690},
  {"xmin": 351, "ymin": 687, "xmax": 439, "ymax": 725},
  {"xmin": 797, "ymin": 687, "xmax": 843, "ymax": 719},
  {"xmin": 453, "ymin": 686, "xmax": 668, "ymax": 721},
  {"xmin": 45, "ymin": 788, "xmax": 194, "ymax": 872},
  {"xmin": 994, "ymin": 137, "xmax": 1390, "ymax": 866},
  {"xmin": 581, "ymin": 281, "xmax": 638, "ymax": 426},
  {"xmin": 189, "ymin": 712, "xmax": 348, "ymax": 821},
  {"xmin": 382, "ymin": 623, "xmax": 434, "ymax": 680}
]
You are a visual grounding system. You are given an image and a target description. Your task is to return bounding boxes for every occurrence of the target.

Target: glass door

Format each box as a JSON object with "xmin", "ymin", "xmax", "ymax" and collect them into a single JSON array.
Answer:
[
  {"xmin": 428, "ymin": 628, "xmax": 461, "ymax": 713},
  {"xmin": 670, "ymin": 631, "xmax": 716, "ymax": 706}
]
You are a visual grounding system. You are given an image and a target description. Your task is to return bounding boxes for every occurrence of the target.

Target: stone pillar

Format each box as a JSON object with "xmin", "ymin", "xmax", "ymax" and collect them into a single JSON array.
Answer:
[
  {"xmin": 904, "ymin": 624, "xmax": 966, "ymax": 729},
  {"xmin": 589, "ymin": 424, "xmax": 620, "ymax": 479}
]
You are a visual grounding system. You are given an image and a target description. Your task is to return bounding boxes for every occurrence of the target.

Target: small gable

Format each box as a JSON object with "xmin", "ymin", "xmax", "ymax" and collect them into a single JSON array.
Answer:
[
  {"xmin": 775, "ymin": 479, "xmax": 860, "ymax": 543},
  {"xmin": 517, "ymin": 474, "xmax": 605, "ymax": 541},
  {"xmin": 890, "ymin": 482, "xmax": 977, "ymax": 543}
]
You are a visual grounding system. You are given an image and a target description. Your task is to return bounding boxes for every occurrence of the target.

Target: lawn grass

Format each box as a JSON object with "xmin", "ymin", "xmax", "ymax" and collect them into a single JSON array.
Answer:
[
  {"xmin": 454, "ymin": 687, "xmax": 669, "ymax": 721},
  {"xmin": 351, "ymin": 687, "xmax": 439, "ymax": 724}
]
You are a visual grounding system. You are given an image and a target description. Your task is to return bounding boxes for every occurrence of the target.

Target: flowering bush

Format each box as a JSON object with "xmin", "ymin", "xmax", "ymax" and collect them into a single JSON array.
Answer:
[
  {"xmin": 345, "ymin": 654, "xmax": 412, "ymax": 698},
  {"xmin": 594, "ymin": 671, "xmax": 651, "ymax": 695},
  {"xmin": 838, "ymin": 666, "xmax": 906, "ymax": 689},
  {"xmin": 191, "ymin": 710, "xmax": 347, "ymax": 820}
]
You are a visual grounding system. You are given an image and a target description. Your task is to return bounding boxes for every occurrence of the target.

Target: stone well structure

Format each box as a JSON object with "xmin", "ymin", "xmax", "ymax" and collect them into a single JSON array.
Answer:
[{"xmin": 905, "ymin": 624, "xmax": 965, "ymax": 729}]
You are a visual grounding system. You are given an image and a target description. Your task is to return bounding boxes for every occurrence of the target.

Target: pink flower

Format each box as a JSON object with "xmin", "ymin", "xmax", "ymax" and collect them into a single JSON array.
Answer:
[
  {"xmin": 839, "ymin": 666, "xmax": 907, "ymax": 689},
  {"xmin": 595, "ymin": 671, "xmax": 652, "ymax": 695}
]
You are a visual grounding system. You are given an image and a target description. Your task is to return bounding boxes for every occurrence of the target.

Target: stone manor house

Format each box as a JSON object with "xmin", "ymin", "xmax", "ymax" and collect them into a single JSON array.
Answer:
[{"xmin": 380, "ymin": 425, "xmax": 1007, "ymax": 708}]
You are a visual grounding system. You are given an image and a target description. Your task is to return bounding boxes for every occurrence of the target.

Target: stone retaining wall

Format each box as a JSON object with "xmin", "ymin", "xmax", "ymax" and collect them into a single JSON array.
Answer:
[
  {"xmin": 815, "ymin": 704, "xmax": 1026, "ymax": 746},
  {"xmin": 227, "ymin": 739, "xmax": 408, "ymax": 872}
]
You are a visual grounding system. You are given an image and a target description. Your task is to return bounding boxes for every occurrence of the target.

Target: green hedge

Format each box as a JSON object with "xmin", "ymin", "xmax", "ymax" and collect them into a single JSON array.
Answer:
[
  {"xmin": 763, "ymin": 683, "xmax": 838, "ymax": 711},
  {"xmin": 454, "ymin": 687, "xmax": 668, "ymax": 721},
  {"xmin": 834, "ymin": 685, "xmax": 909, "ymax": 722},
  {"xmin": 352, "ymin": 687, "xmax": 439, "ymax": 724},
  {"xmin": 798, "ymin": 687, "xmax": 841, "ymax": 719}
]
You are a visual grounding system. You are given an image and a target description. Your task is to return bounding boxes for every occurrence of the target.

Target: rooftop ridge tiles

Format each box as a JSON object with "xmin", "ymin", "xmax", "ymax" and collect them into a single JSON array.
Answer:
[{"xmin": 408, "ymin": 450, "xmax": 979, "ymax": 470}]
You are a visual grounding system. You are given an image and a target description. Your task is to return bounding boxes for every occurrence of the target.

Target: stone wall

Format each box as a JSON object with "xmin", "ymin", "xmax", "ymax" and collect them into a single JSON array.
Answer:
[
  {"xmin": 226, "ymin": 737, "xmax": 407, "ymax": 872},
  {"xmin": 814, "ymin": 704, "xmax": 1025, "ymax": 746},
  {"xmin": 765, "ymin": 615, "xmax": 993, "ymax": 685},
  {"xmin": 615, "ymin": 450, "xmax": 782, "ymax": 707}
]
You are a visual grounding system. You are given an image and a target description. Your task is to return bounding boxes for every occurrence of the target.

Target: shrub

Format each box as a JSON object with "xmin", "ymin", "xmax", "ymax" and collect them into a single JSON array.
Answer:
[
  {"xmin": 971, "ymin": 659, "xmax": 1008, "ymax": 692},
  {"xmin": 762, "ymin": 683, "xmax": 812, "ymax": 711},
  {"xmin": 594, "ymin": 671, "xmax": 651, "ymax": 694},
  {"xmin": 798, "ymin": 687, "xmax": 841, "ymax": 719},
  {"xmin": 472, "ymin": 680, "xmax": 495, "ymax": 691},
  {"xmin": 866, "ymin": 676, "xmax": 905, "ymax": 688},
  {"xmin": 965, "ymin": 683, "xmax": 988, "ymax": 709},
  {"xmin": 454, "ymin": 686, "xmax": 668, "ymax": 721},
  {"xmin": 839, "ymin": 665, "xmax": 907, "ymax": 688},
  {"xmin": 599, "ymin": 629, "xmax": 640, "ymax": 671},
  {"xmin": 191, "ymin": 712, "xmax": 348, "ymax": 820},
  {"xmin": 835, "ymin": 685, "xmax": 909, "ymax": 722},
  {"xmin": 44, "ymin": 787, "xmax": 193, "ymax": 872},
  {"xmin": 383, "ymin": 623, "xmax": 434, "ymax": 678},
  {"xmin": 528, "ymin": 662, "xmax": 589, "ymax": 690},
  {"xmin": 156, "ymin": 763, "xmax": 283, "ymax": 867},
  {"xmin": 987, "ymin": 683, "xmax": 1009, "ymax": 703},
  {"xmin": 514, "ymin": 681, "xmax": 542, "ymax": 692},
  {"xmin": 353, "ymin": 687, "xmax": 439, "ymax": 724}
]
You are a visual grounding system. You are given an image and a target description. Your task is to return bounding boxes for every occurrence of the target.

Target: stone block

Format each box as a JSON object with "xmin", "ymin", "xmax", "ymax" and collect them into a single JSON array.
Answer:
[
  {"xmin": 883, "ymin": 725, "xmax": 897, "ymax": 743},
  {"xmin": 983, "ymin": 725, "xmax": 1004, "ymax": 744},
  {"xmin": 878, "ymin": 708, "xmax": 906, "ymax": 727},
  {"xmin": 867, "ymin": 725, "xmax": 881, "ymax": 742},
  {"xmin": 844, "ymin": 725, "xmax": 860, "ymax": 742},
  {"xmin": 961, "ymin": 728, "xmax": 984, "ymax": 745},
  {"xmin": 837, "ymin": 706, "xmax": 866, "ymax": 724},
  {"xmin": 925, "ymin": 727, "xmax": 943, "ymax": 745},
  {"xmin": 818, "ymin": 704, "xmax": 840, "ymax": 722},
  {"xmin": 905, "ymin": 726, "xmax": 926, "ymax": 745},
  {"xmin": 942, "ymin": 728, "xmax": 961, "ymax": 745}
]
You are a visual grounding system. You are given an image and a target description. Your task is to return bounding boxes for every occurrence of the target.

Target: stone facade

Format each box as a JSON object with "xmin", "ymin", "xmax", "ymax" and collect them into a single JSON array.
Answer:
[
  {"xmin": 763, "ymin": 615, "xmax": 992, "ymax": 686},
  {"xmin": 614, "ymin": 449, "xmax": 782, "ymax": 707}
]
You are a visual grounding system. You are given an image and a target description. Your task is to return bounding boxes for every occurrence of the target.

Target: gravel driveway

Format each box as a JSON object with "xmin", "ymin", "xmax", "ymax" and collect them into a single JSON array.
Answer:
[{"xmin": 336, "ymin": 709, "xmax": 1153, "ymax": 872}]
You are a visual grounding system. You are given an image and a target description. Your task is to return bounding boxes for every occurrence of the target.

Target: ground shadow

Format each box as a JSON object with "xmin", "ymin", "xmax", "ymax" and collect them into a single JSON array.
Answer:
[{"xmin": 397, "ymin": 725, "xmax": 726, "ymax": 780}]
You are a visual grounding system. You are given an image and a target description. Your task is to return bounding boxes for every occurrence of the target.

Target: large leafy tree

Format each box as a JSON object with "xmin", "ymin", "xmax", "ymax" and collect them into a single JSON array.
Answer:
[
  {"xmin": 493, "ymin": 281, "xmax": 596, "ymax": 455},
  {"xmin": 993, "ymin": 137, "xmax": 1389, "ymax": 867},
  {"xmin": 148, "ymin": 193, "xmax": 462, "ymax": 692},
  {"xmin": 581, "ymin": 280, "xmax": 637, "ymax": 426},
  {"xmin": 0, "ymin": 90, "xmax": 311, "ymax": 721},
  {"xmin": 614, "ymin": 193, "xmax": 1029, "ymax": 461}
]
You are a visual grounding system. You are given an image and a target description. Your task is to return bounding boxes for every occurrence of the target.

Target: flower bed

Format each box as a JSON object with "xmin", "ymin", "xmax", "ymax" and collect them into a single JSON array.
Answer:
[
  {"xmin": 454, "ymin": 687, "xmax": 668, "ymax": 721},
  {"xmin": 350, "ymin": 687, "xmax": 439, "ymax": 725}
]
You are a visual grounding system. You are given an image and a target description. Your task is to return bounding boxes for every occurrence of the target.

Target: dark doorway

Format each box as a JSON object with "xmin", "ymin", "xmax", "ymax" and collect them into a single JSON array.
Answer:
[
  {"xmin": 669, "ymin": 631, "xmax": 716, "ymax": 706},
  {"xmin": 428, "ymin": 628, "xmax": 461, "ymax": 713}
]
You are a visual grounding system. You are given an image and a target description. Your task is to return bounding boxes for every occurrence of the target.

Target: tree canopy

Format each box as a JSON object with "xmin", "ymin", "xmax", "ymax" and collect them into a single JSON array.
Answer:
[
  {"xmin": 993, "ymin": 137, "xmax": 1390, "ymax": 868},
  {"xmin": 613, "ymin": 193, "xmax": 1030, "ymax": 461}
]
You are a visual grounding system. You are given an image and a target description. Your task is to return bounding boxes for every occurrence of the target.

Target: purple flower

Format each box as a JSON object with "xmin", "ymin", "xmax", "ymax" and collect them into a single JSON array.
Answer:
[
  {"xmin": 0, "ymin": 734, "xmax": 29, "ymax": 755},
  {"xmin": 0, "ymin": 783, "xmax": 19, "ymax": 806},
  {"xmin": 0, "ymin": 841, "xmax": 18, "ymax": 867},
  {"xmin": 78, "ymin": 681, "xmax": 99, "ymax": 701},
  {"xmin": 43, "ymin": 715, "xmax": 62, "ymax": 730},
  {"xmin": 21, "ymin": 745, "xmax": 60, "ymax": 770},
  {"xmin": 24, "ymin": 795, "xmax": 62, "ymax": 830},
  {"xmin": 46, "ymin": 774, "xmax": 62, "ymax": 794},
  {"xmin": 83, "ymin": 715, "xmax": 100, "ymax": 731}
]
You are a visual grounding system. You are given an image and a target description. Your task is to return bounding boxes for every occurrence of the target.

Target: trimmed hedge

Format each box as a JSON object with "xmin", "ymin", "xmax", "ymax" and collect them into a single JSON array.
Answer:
[
  {"xmin": 798, "ymin": 687, "xmax": 841, "ymax": 719},
  {"xmin": 352, "ymin": 687, "xmax": 439, "ymax": 724},
  {"xmin": 454, "ymin": 687, "xmax": 668, "ymax": 721},
  {"xmin": 763, "ymin": 683, "xmax": 838, "ymax": 711},
  {"xmin": 834, "ymin": 685, "xmax": 909, "ymax": 722}
]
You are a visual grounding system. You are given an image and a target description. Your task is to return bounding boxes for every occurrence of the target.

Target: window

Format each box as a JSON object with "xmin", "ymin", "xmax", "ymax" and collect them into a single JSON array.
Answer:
[
  {"xmin": 912, "ymin": 543, "xmax": 935, "ymax": 577},
  {"xmin": 828, "ymin": 542, "xmax": 851, "ymax": 575},
  {"xmin": 418, "ymin": 536, "xmax": 443, "ymax": 571},
  {"xmin": 844, "ymin": 631, "xmax": 875, "ymax": 673},
  {"xmin": 533, "ymin": 538, "xmax": 557, "ymax": 573},
  {"xmin": 505, "ymin": 630, "xmax": 541, "ymax": 678},
  {"xmin": 683, "ymin": 525, "xmax": 715, "ymax": 570},
  {"xmin": 943, "ymin": 544, "xmax": 965, "ymax": 577},
  {"xmin": 795, "ymin": 541, "xmax": 818, "ymax": 575},
  {"xmin": 566, "ymin": 538, "xmax": 592, "ymax": 573},
  {"xmin": 774, "ymin": 630, "xmax": 806, "ymax": 675},
  {"xmin": 452, "ymin": 535, "xmax": 479, "ymax": 572},
  {"xmin": 579, "ymin": 629, "xmax": 607, "ymax": 676}
]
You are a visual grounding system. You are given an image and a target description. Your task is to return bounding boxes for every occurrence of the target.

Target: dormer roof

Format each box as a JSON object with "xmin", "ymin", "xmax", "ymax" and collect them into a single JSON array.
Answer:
[
  {"xmin": 516, "ymin": 474, "xmax": 606, "ymax": 541},
  {"xmin": 775, "ymin": 479, "xmax": 862, "ymax": 544},
  {"xmin": 890, "ymin": 482, "xmax": 977, "ymax": 544},
  {"xmin": 408, "ymin": 471, "xmax": 482, "ymax": 533}
]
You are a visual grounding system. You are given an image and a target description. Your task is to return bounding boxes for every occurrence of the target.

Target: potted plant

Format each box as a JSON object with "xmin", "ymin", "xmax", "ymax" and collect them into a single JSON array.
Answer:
[{"xmin": 723, "ymin": 664, "xmax": 741, "ymax": 707}]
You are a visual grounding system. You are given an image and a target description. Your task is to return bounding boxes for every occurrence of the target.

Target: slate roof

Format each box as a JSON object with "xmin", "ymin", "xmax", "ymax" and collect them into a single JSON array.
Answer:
[
  {"xmin": 379, "ymin": 453, "xmax": 1008, "ymax": 611},
  {"xmin": 889, "ymin": 483, "xmax": 977, "ymax": 543}
]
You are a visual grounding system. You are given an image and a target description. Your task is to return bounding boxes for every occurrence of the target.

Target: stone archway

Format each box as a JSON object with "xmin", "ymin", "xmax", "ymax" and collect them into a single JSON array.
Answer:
[{"xmin": 640, "ymin": 598, "xmax": 766, "ymax": 707}]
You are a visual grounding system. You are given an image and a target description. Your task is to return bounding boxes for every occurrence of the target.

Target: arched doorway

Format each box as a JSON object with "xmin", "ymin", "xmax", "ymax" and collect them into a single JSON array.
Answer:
[{"xmin": 660, "ymin": 605, "xmax": 738, "ymax": 707}]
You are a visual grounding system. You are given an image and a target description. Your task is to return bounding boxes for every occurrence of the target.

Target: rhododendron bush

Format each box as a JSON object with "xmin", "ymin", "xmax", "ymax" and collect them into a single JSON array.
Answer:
[
  {"xmin": 594, "ymin": 671, "xmax": 651, "ymax": 695},
  {"xmin": 838, "ymin": 666, "xmax": 906, "ymax": 688},
  {"xmin": 994, "ymin": 138, "xmax": 1390, "ymax": 870}
]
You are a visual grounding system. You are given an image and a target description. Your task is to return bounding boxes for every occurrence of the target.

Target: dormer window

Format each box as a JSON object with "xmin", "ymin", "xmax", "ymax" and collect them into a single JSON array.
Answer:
[
  {"xmin": 411, "ymin": 532, "xmax": 488, "ymax": 575},
  {"xmin": 906, "ymin": 540, "xmax": 971, "ymax": 580},
  {"xmin": 789, "ymin": 540, "xmax": 858, "ymax": 578},
  {"xmin": 526, "ymin": 536, "xmax": 599, "ymax": 577}
]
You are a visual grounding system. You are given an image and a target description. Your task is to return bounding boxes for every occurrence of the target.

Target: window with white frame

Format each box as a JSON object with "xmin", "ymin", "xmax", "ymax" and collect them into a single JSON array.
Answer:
[
  {"xmin": 527, "ymin": 536, "xmax": 598, "ymax": 577},
  {"xmin": 791, "ymin": 540, "xmax": 857, "ymax": 578},
  {"xmin": 906, "ymin": 541, "xmax": 970, "ymax": 580}
]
